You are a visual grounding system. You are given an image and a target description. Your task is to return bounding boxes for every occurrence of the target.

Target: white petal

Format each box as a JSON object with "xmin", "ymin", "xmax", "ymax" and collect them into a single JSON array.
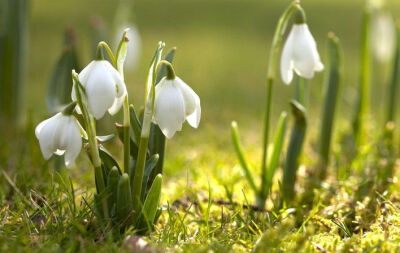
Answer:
[
  {"xmin": 35, "ymin": 113, "xmax": 63, "ymax": 159},
  {"xmin": 108, "ymin": 92, "xmax": 126, "ymax": 115},
  {"xmin": 78, "ymin": 61, "xmax": 96, "ymax": 86},
  {"xmin": 61, "ymin": 118, "xmax": 82, "ymax": 168},
  {"xmin": 186, "ymin": 94, "xmax": 201, "ymax": 128},
  {"xmin": 291, "ymin": 24, "xmax": 318, "ymax": 79},
  {"xmin": 175, "ymin": 77, "xmax": 201, "ymax": 128},
  {"xmin": 85, "ymin": 63, "xmax": 117, "ymax": 119},
  {"xmin": 154, "ymin": 79, "xmax": 186, "ymax": 139},
  {"xmin": 102, "ymin": 60, "xmax": 127, "ymax": 97},
  {"xmin": 280, "ymin": 27, "xmax": 295, "ymax": 84}
]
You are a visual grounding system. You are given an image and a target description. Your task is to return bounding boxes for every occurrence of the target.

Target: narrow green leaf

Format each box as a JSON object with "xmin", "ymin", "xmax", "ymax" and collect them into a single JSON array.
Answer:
[
  {"xmin": 107, "ymin": 167, "xmax": 120, "ymax": 217},
  {"xmin": 141, "ymin": 154, "xmax": 159, "ymax": 202},
  {"xmin": 136, "ymin": 174, "xmax": 162, "ymax": 233},
  {"xmin": 99, "ymin": 144, "xmax": 122, "ymax": 175},
  {"xmin": 386, "ymin": 24, "xmax": 400, "ymax": 124},
  {"xmin": 352, "ymin": 7, "xmax": 371, "ymax": 146},
  {"xmin": 129, "ymin": 104, "xmax": 142, "ymax": 145},
  {"xmin": 231, "ymin": 121, "xmax": 258, "ymax": 193},
  {"xmin": 282, "ymin": 101, "xmax": 307, "ymax": 203},
  {"xmin": 46, "ymin": 28, "xmax": 80, "ymax": 113},
  {"xmin": 263, "ymin": 111, "xmax": 288, "ymax": 197},
  {"xmin": 318, "ymin": 33, "xmax": 341, "ymax": 180},
  {"xmin": 116, "ymin": 173, "xmax": 134, "ymax": 227}
]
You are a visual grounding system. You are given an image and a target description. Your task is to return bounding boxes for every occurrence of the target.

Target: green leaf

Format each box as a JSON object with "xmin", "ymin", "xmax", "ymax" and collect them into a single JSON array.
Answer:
[
  {"xmin": 129, "ymin": 104, "xmax": 142, "ymax": 145},
  {"xmin": 141, "ymin": 154, "xmax": 159, "ymax": 202},
  {"xmin": 263, "ymin": 111, "xmax": 288, "ymax": 197},
  {"xmin": 282, "ymin": 101, "xmax": 307, "ymax": 203},
  {"xmin": 99, "ymin": 145, "xmax": 121, "ymax": 175},
  {"xmin": 0, "ymin": 0, "xmax": 28, "ymax": 122},
  {"xmin": 231, "ymin": 121, "xmax": 258, "ymax": 194},
  {"xmin": 107, "ymin": 167, "xmax": 120, "ymax": 218},
  {"xmin": 116, "ymin": 173, "xmax": 134, "ymax": 227},
  {"xmin": 46, "ymin": 28, "xmax": 80, "ymax": 114},
  {"xmin": 136, "ymin": 174, "xmax": 162, "ymax": 233},
  {"xmin": 318, "ymin": 33, "xmax": 341, "ymax": 180}
]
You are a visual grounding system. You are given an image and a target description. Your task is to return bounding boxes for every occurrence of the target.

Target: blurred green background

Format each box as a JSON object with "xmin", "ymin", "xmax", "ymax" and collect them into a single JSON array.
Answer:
[{"xmin": 26, "ymin": 0, "xmax": 399, "ymax": 180}]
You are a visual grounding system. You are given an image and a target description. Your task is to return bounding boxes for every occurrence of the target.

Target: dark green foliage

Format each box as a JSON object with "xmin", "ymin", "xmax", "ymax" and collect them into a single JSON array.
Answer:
[
  {"xmin": 282, "ymin": 101, "xmax": 307, "ymax": 203},
  {"xmin": 0, "ymin": 0, "xmax": 28, "ymax": 123}
]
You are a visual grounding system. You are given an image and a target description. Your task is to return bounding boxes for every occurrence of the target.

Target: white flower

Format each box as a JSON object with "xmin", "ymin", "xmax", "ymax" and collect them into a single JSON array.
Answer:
[
  {"xmin": 115, "ymin": 24, "xmax": 141, "ymax": 70},
  {"xmin": 72, "ymin": 60, "xmax": 127, "ymax": 119},
  {"xmin": 35, "ymin": 113, "xmax": 82, "ymax": 168},
  {"xmin": 371, "ymin": 11, "xmax": 396, "ymax": 62},
  {"xmin": 153, "ymin": 77, "xmax": 201, "ymax": 139},
  {"xmin": 280, "ymin": 24, "xmax": 324, "ymax": 84}
]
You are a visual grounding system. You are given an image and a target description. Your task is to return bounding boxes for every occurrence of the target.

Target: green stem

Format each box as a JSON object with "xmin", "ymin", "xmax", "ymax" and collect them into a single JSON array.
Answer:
[
  {"xmin": 97, "ymin": 41, "xmax": 116, "ymax": 66},
  {"xmin": 72, "ymin": 72, "xmax": 109, "ymax": 218},
  {"xmin": 123, "ymin": 95, "xmax": 130, "ymax": 174},
  {"xmin": 260, "ymin": 2, "xmax": 299, "ymax": 201}
]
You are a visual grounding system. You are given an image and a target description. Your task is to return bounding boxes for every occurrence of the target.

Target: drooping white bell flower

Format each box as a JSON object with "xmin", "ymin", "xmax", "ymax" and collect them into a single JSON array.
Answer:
[
  {"xmin": 280, "ymin": 10, "xmax": 324, "ymax": 84},
  {"xmin": 72, "ymin": 60, "xmax": 127, "ymax": 119},
  {"xmin": 370, "ymin": 11, "xmax": 396, "ymax": 62},
  {"xmin": 153, "ymin": 76, "xmax": 201, "ymax": 139},
  {"xmin": 35, "ymin": 112, "xmax": 83, "ymax": 168}
]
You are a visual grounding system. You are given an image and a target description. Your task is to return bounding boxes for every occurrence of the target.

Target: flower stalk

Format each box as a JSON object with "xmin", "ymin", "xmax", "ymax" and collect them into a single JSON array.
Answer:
[
  {"xmin": 259, "ymin": 1, "xmax": 300, "ymax": 206},
  {"xmin": 72, "ymin": 71, "xmax": 109, "ymax": 218}
]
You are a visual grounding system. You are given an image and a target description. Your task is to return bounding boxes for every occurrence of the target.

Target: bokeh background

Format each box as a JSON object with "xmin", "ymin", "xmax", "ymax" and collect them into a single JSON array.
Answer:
[{"xmin": 23, "ymin": 0, "xmax": 400, "ymax": 195}]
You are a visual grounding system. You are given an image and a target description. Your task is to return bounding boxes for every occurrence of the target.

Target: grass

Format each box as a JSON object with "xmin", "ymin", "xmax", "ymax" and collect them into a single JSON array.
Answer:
[{"xmin": 2, "ymin": 0, "xmax": 400, "ymax": 252}]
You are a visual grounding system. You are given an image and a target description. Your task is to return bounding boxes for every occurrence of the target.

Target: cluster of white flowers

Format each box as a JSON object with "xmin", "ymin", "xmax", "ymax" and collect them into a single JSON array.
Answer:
[{"xmin": 36, "ymin": 52, "xmax": 201, "ymax": 167}]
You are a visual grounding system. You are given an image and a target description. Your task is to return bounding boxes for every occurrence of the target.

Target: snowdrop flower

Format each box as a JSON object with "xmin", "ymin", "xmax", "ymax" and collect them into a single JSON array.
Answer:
[
  {"xmin": 72, "ymin": 60, "xmax": 127, "ymax": 119},
  {"xmin": 371, "ymin": 11, "xmax": 396, "ymax": 62},
  {"xmin": 114, "ymin": 24, "xmax": 141, "ymax": 70},
  {"xmin": 153, "ymin": 64, "xmax": 201, "ymax": 138},
  {"xmin": 35, "ymin": 111, "xmax": 83, "ymax": 168},
  {"xmin": 280, "ymin": 8, "xmax": 324, "ymax": 84}
]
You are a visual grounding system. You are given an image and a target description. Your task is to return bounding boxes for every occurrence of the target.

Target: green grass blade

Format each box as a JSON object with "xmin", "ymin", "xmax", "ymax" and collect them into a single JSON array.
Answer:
[
  {"xmin": 282, "ymin": 101, "xmax": 307, "ymax": 203},
  {"xmin": 231, "ymin": 121, "xmax": 258, "ymax": 194},
  {"xmin": 263, "ymin": 111, "xmax": 288, "ymax": 197},
  {"xmin": 317, "ymin": 33, "xmax": 341, "ymax": 180},
  {"xmin": 386, "ymin": 23, "xmax": 400, "ymax": 124},
  {"xmin": 352, "ymin": 6, "xmax": 371, "ymax": 146}
]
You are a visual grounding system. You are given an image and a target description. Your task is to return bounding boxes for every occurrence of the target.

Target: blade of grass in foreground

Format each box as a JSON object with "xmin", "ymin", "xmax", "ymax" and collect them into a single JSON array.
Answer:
[
  {"xmin": 282, "ymin": 101, "xmax": 307, "ymax": 203},
  {"xmin": 231, "ymin": 121, "xmax": 258, "ymax": 194},
  {"xmin": 352, "ymin": 6, "xmax": 371, "ymax": 147},
  {"xmin": 385, "ymin": 23, "xmax": 400, "ymax": 125},
  {"xmin": 317, "ymin": 33, "xmax": 341, "ymax": 180}
]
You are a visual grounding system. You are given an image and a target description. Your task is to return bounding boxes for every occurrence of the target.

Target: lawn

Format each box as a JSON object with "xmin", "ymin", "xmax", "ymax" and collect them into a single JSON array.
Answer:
[{"xmin": 1, "ymin": 0, "xmax": 400, "ymax": 252}]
